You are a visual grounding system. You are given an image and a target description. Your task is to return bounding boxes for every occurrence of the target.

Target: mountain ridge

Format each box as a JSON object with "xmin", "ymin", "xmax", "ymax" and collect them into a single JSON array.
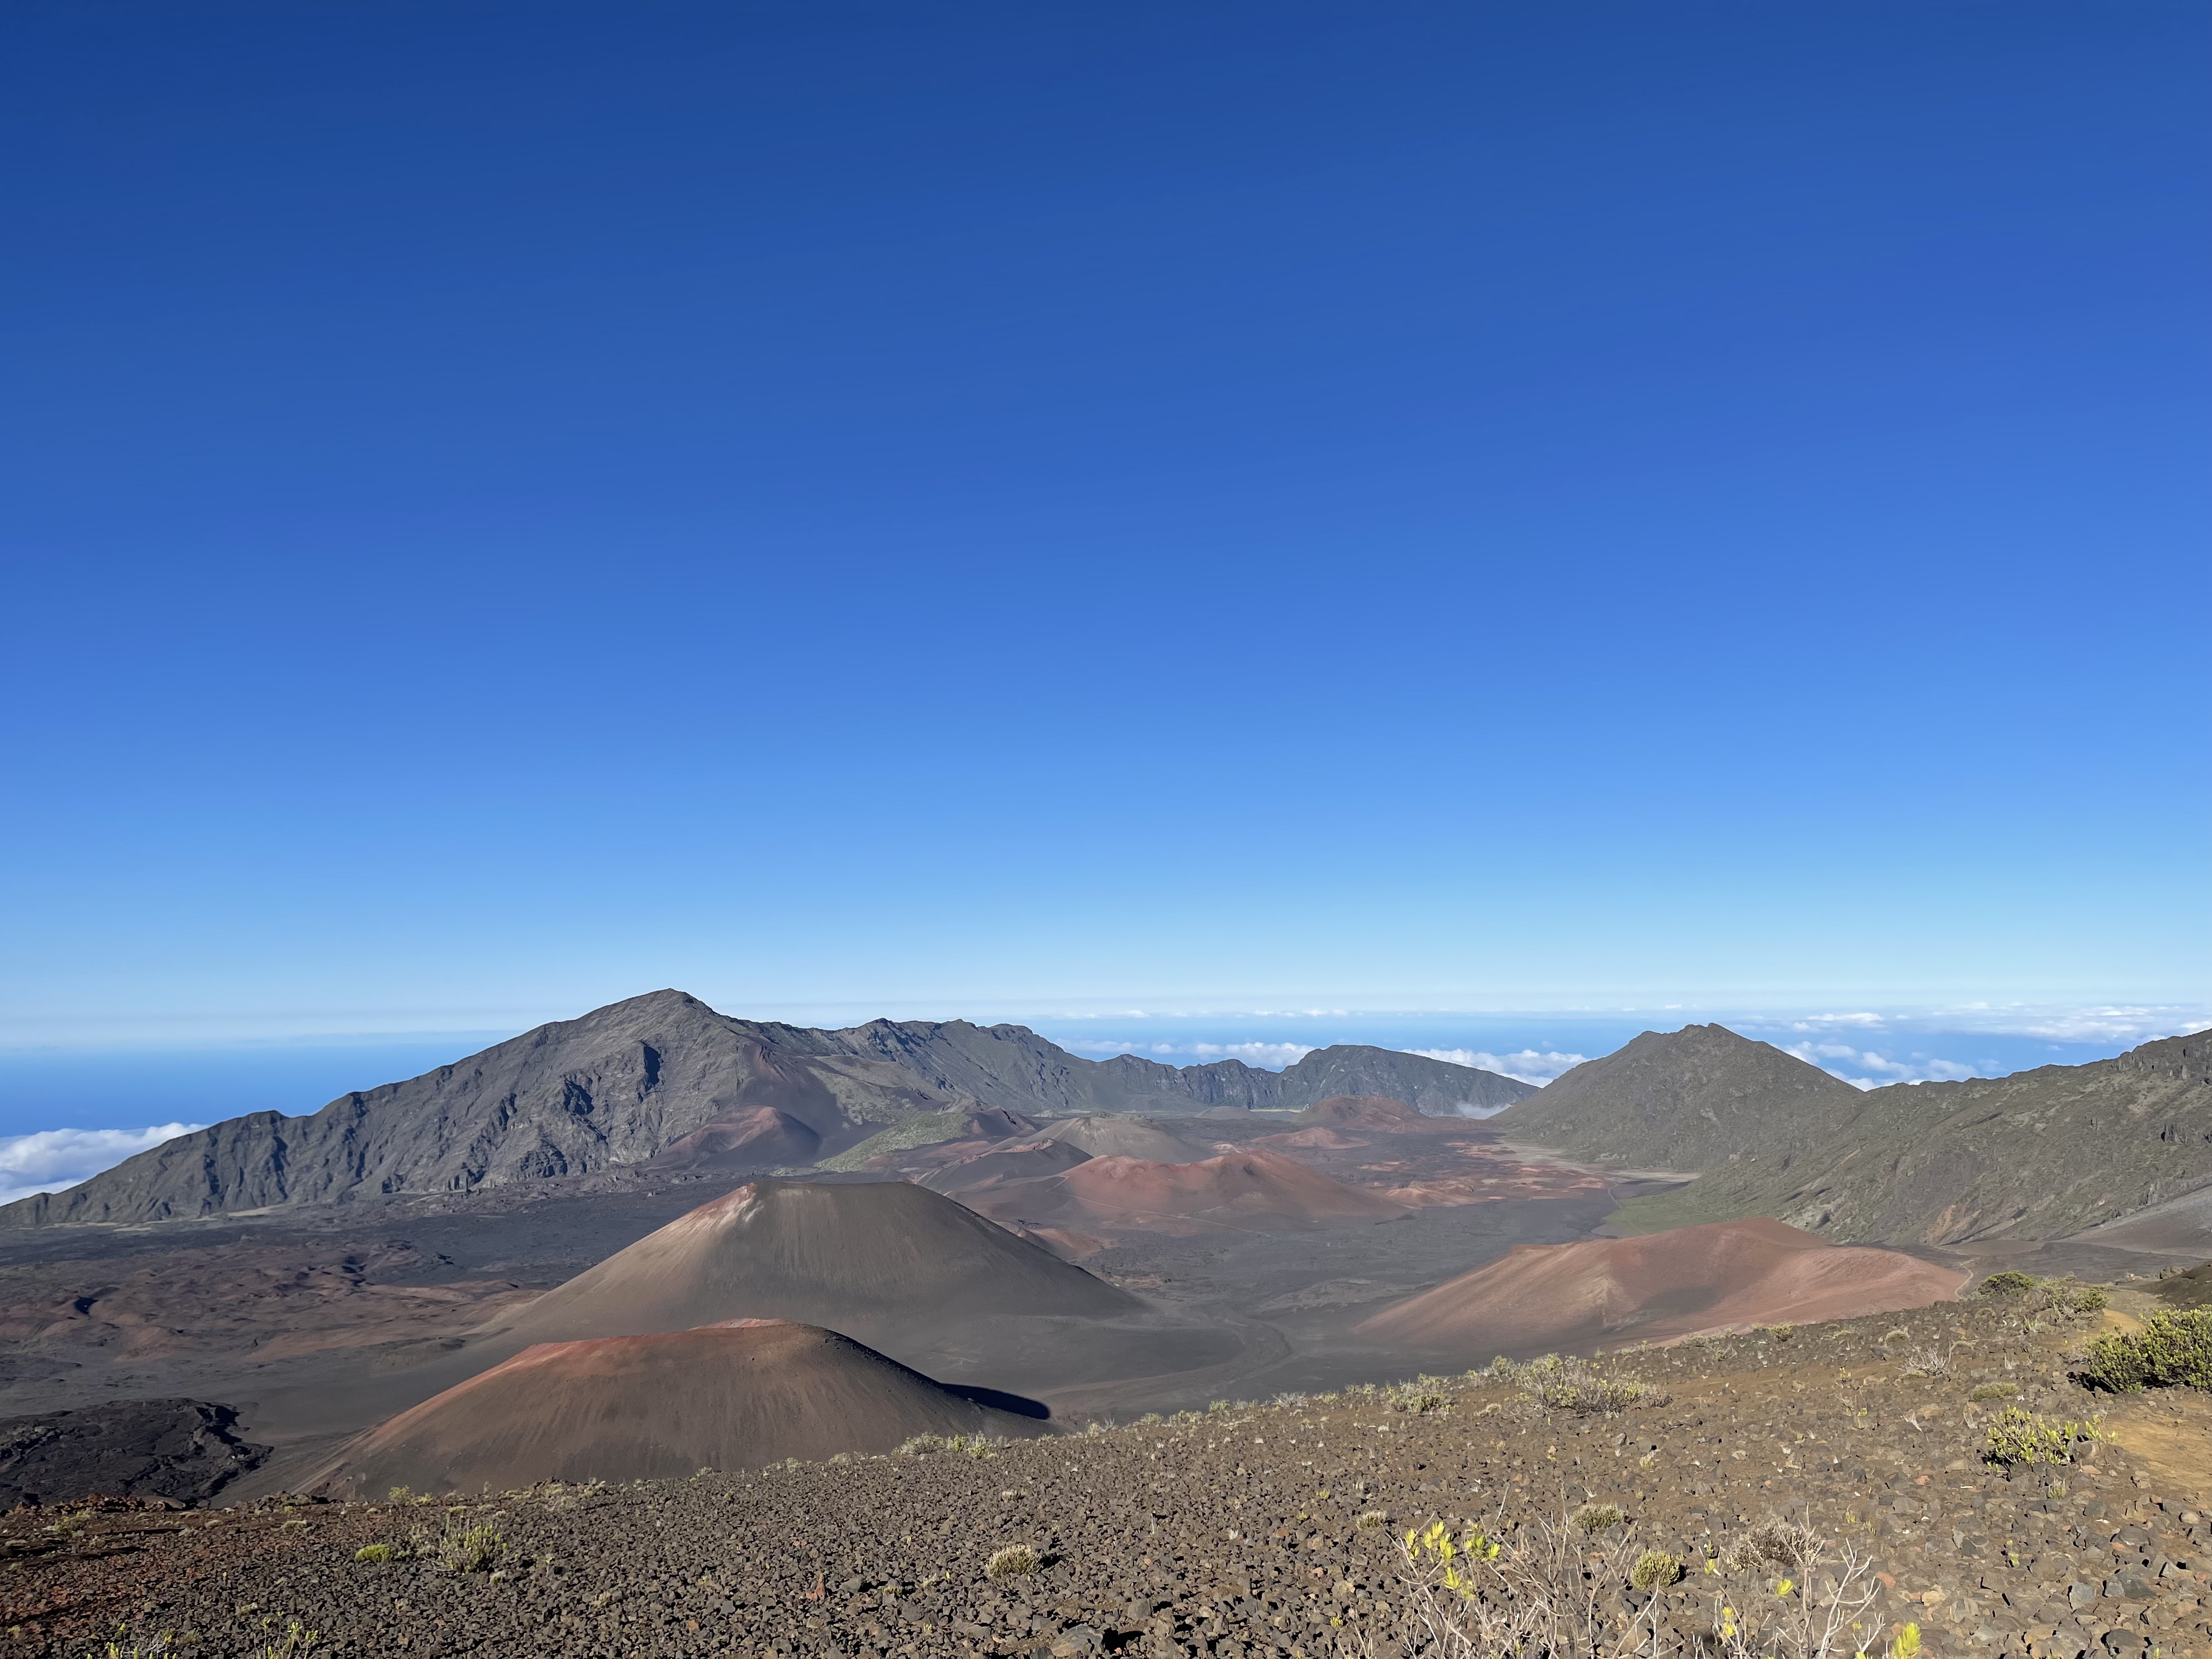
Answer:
[
  {"xmin": 0, "ymin": 991, "xmax": 1532, "ymax": 1227},
  {"xmin": 1488, "ymin": 1023, "xmax": 1866, "ymax": 1170},
  {"xmin": 1612, "ymin": 1028, "xmax": 2212, "ymax": 1244}
]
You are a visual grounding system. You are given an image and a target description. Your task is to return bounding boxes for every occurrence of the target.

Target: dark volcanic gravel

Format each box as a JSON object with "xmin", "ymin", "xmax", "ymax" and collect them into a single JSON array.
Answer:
[{"xmin": 5, "ymin": 1303, "xmax": 2208, "ymax": 1658}]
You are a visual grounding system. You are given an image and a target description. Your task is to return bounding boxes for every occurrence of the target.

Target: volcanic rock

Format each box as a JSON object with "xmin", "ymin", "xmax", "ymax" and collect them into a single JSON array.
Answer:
[{"xmin": 0, "ymin": 1399, "xmax": 268, "ymax": 1509}]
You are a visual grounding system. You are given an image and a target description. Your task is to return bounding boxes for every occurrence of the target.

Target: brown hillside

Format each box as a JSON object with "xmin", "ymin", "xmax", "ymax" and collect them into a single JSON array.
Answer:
[
  {"xmin": 489, "ymin": 1179, "xmax": 1140, "ymax": 1352},
  {"xmin": 306, "ymin": 1321, "xmax": 1048, "ymax": 1496},
  {"xmin": 1358, "ymin": 1216, "xmax": 1963, "ymax": 1350}
]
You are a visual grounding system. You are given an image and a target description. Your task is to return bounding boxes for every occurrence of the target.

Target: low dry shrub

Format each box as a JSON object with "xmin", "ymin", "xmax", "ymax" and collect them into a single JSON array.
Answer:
[
  {"xmin": 1900, "ymin": 1344, "xmax": 1954, "ymax": 1379},
  {"xmin": 1722, "ymin": 1515, "xmax": 1822, "ymax": 1575},
  {"xmin": 2076, "ymin": 1309, "xmax": 2212, "ymax": 1392},
  {"xmin": 1977, "ymin": 1270, "xmax": 2037, "ymax": 1299},
  {"xmin": 984, "ymin": 1544, "xmax": 1039, "ymax": 1579}
]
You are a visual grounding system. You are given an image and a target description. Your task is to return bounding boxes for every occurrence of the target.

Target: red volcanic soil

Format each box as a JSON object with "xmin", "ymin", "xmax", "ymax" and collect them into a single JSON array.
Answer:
[
  {"xmin": 1358, "ymin": 1217, "xmax": 1967, "ymax": 1351},
  {"xmin": 488, "ymin": 1178, "xmax": 1139, "ymax": 1351},
  {"xmin": 304, "ymin": 1320, "xmax": 1049, "ymax": 1496},
  {"xmin": 966, "ymin": 1148, "xmax": 1407, "ymax": 1236},
  {"xmin": 647, "ymin": 1107, "xmax": 821, "ymax": 1170},
  {"xmin": 1296, "ymin": 1094, "xmax": 1449, "ymax": 1131}
]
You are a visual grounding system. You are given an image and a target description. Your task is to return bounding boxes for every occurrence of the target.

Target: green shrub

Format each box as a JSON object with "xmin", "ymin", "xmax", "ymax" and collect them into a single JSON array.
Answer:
[
  {"xmin": 435, "ymin": 1523, "xmax": 504, "ymax": 1574},
  {"xmin": 1570, "ymin": 1502, "xmax": 1623, "ymax": 1534},
  {"xmin": 1968, "ymin": 1382, "xmax": 2013, "ymax": 1402},
  {"xmin": 984, "ymin": 1544, "xmax": 1039, "ymax": 1579},
  {"xmin": 353, "ymin": 1543, "xmax": 398, "ymax": 1564},
  {"xmin": 2044, "ymin": 1280, "xmax": 2108, "ymax": 1316},
  {"xmin": 2076, "ymin": 1309, "xmax": 2212, "ymax": 1392},
  {"xmin": 1982, "ymin": 1407, "xmax": 2103, "ymax": 1466},
  {"xmin": 1630, "ymin": 1549, "xmax": 1684, "ymax": 1591},
  {"xmin": 1977, "ymin": 1271, "xmax": 2037, "ymax": 1299}
]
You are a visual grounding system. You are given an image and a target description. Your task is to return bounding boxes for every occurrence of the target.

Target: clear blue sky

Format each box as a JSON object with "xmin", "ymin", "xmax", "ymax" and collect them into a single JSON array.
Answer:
[{"xmin": 3, "ymin": 1, "xmax": 2206, "ymax": 1042}]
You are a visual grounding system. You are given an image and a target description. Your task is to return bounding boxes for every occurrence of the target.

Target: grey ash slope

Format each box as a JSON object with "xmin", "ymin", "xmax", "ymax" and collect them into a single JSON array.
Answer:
[
  {"xmin": 1490, "ymin": 1023, "xmax": 1865, "ymax": 1171},
  {"xmin": 0, "ymin": 992, "xmax": 1528, "ymax": 1227}
]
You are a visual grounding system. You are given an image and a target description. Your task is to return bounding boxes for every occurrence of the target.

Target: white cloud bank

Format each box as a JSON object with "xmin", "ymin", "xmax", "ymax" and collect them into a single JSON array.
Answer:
[
  {"xmin": 1765, "ymin": 1005, "xmax": 2209, "ymax": 1045},
  {"xmin": 1404, "ymin": 1047, "xmax": 1590, "ymax": 1088},
  {"xmin": 0, "ymin": 1123, "xmax": 204, "ymax": 1208},
  {"xmin": 1784, "ymin": 1042, "xmax": 1979, "ymax": 1091}
]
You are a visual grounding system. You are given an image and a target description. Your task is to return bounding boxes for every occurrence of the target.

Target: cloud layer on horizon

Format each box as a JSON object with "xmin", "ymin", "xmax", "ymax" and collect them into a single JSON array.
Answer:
[
  {"xmin": 1402, "ymin": 1047, "xmax": 1590, "ymax": 1087},
  {"xmin": 0, "ymin": 1123, "xmax": 204, "ymax": 1208}
]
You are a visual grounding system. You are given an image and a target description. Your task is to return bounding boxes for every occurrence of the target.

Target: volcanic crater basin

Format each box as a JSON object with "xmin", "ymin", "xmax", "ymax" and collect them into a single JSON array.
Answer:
[{"xmin": 8, "ymin": 1299, "xmax": 2209, "ymax": 1659}]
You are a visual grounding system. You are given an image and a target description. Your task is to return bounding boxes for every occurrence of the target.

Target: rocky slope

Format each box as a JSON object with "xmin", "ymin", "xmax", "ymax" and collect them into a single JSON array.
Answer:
[
  {"xmin": 0, "ymin": 992, "xmax": 1526, "ymax": 1227},
  {"xmin": 1491, "ymin": 1023, "xmax": 1865, "ymax": 1171},
  {"xmin": 0, "ymin": 1400, "xmax": 267, "ymax": 1510},
  {"xmin": 9, "ymin": 1296, "xmax": 2207, "ymax": 1659},
  {"xmin": 1617, "ymin": 1029, "xmax": 2212, "ymax": 1245}
]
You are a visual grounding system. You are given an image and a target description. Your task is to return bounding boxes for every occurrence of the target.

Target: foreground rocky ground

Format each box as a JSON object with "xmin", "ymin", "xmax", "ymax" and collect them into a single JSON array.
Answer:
[{"xmin": 5, "ymin": 1296, "xmax": 2208, "ymax": 1658}]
